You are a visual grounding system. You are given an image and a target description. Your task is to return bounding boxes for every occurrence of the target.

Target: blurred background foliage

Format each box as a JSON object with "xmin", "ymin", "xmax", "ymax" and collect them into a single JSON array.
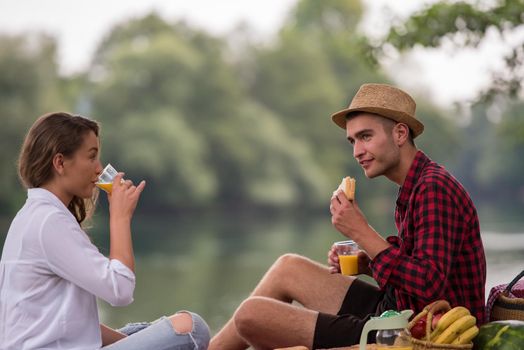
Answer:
[
  {"xmin": 2, "ymin": 0, "xmax": 523, "ymax": 330},
  {"xmin": 1, "ymin": 0, "xmax": 523, "ymax": 227}
]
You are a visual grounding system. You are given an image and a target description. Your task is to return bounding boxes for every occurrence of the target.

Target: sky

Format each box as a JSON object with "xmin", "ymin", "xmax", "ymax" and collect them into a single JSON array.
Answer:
[{"xmin": 0, "ymin": 0, "xmax": 517, "ymax": 107}]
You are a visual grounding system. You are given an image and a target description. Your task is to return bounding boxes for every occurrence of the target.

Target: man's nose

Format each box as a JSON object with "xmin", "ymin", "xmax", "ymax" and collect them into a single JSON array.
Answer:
[{"xmin": 353, "ymin": 140, "xmax": 365, "ymax": 159}]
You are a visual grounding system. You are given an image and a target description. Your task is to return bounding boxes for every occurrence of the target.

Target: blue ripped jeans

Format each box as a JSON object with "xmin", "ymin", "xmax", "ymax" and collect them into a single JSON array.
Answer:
[{"xmin": 103, "ymin": 311, "xmax": 210, "ymax": 350}]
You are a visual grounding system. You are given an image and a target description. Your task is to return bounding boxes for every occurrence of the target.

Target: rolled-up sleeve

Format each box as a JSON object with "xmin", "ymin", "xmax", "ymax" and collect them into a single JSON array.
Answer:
[
  {"xmin": 370, "ymin": 236, "xmax": 402, "ymax": 289},
  {"xmin": 39, "ymin": 211, "xmax": 135, "ymax": 306}
]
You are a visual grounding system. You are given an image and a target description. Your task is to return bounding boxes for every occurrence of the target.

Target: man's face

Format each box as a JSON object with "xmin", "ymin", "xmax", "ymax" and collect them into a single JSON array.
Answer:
[{"xmin": 345, "ymin": 113, "xmax": 400, "ymax": 179}]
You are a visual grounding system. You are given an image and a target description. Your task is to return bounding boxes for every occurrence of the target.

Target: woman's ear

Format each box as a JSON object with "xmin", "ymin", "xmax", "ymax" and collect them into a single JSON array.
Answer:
[
  {"xmin": 394, "ymin": 123, "xmax": 410, "ymax": 146},
  {"xmin": 52, "ymin": 153, "xmax": 66, "ymax": 175}
]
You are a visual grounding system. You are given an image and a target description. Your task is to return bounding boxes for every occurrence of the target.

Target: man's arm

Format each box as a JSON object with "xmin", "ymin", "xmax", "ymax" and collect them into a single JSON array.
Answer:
[
  {"xmin": 331, "ymin": 183, "xmax": 459, "ymax": 301},
  {"xmin": 370, "ymin": 182, "xmax": 461, "ymax": 301}
]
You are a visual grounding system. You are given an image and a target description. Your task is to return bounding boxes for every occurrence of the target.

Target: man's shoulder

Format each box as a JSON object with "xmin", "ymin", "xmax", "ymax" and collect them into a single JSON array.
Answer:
[
  {"xmin": 417, "ymin": 160, "xmax": 455, "ymax": 186},
  {"xmin": 411, "ymin": 152, "xmax": 455, "ymax": 186},
  {"xmin": 415, "ymin": 160, "xmax": 472, "ymax": 197},
  {"xmin": 415, "ymin": 160, "xmax": 477, "ymax": 210}
]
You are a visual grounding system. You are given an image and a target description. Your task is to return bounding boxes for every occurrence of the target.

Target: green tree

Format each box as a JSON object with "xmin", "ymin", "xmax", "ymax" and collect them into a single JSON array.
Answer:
[
  {"xmin": 87, "ymin": 13, "xmax": 328, "ymax": 209},
  {"xmin": 0, "ymin": 34, "xmax": 67, "ymax": 213},
  {"xmin": 244, "ymin": 0, "xmax": 458, "ymax": 211},
  {"xmin": 247, "ymin": 0, "xmax": 384, "ymax": 180},
  {"xmin": 0, "ymin": 1, "xmax": 463, "ymax": 219},
  {"xmin": 374, "ymin": 0, "xmax": 524, "ymax": 220},
  {"xmin": 379, "ymin": 0, "xmax": 524, "ymax": 100}
]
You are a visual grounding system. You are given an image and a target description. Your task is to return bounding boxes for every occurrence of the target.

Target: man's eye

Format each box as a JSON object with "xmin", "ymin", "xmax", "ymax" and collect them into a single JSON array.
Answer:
[{"xmin": 362, "ymin": 134, "xmax": 371, "ymax": 141}]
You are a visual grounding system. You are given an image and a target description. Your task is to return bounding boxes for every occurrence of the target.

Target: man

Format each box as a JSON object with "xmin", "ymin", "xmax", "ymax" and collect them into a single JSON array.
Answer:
[{"xmin": 209, "ymin": 83, "xmax": 486, "ymax": 350}]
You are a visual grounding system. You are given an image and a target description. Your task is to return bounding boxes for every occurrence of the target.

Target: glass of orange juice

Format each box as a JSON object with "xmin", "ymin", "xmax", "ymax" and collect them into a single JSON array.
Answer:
[
  {"xmin": 96, "ymin": 163, "xmax": 119, "ymax": 194},
  {"xmin": 334, "ymin": 240, "xmax": 359, "ymax": 276}
]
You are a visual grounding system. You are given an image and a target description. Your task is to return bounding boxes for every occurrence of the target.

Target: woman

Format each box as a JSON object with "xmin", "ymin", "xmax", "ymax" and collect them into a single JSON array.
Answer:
[{"xmin": 0, "ymin": 112, "xmax": 210, "ymax": 349}]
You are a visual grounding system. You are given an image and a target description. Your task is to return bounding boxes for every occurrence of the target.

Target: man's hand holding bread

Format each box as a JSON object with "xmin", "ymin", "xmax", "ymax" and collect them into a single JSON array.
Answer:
[
  {"xmin": 330, "ymin": 176, "xmax": 368, "ymax": 237},
  {"xmin": 330, "ymin": 176, "xmax": 390, "ymax": 261}
]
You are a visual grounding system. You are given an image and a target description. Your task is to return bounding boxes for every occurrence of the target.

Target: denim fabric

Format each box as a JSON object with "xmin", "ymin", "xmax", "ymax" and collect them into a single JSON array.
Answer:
[
  {"xmin": 103, "ymin": 312, "xmax": 210, "ymax": 350},
  {"xmin": 118, "ymin": 322, "xmax": 150, "ymax": 336}
]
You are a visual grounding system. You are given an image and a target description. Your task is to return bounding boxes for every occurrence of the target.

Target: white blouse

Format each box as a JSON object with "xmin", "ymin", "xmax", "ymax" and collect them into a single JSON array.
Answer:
[{"xmin": 0, "ymin": 188, "xmax": 135, "ymax": 350}]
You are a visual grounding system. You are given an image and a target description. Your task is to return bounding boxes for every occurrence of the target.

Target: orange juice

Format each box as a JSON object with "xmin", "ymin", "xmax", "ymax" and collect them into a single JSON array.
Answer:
[
  {"xmin": 96, "ymin": 182, "xmax": 112, "ymax": 193},
  {"xmin": 338, "ymin": 254, "xmax": 358, "ymax": 275}
]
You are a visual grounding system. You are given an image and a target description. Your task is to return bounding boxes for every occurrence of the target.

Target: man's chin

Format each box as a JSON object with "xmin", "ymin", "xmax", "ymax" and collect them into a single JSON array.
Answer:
[{"xmin": 363, "ymin": 169, "xmax": 380, "ymax": 179}]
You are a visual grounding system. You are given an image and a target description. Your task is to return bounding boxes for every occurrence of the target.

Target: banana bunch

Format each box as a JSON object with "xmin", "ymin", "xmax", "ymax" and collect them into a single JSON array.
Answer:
[
  {"xmin": 409, "ymin": 300, "xmax": 479, "ymax": 345},
  {"xmin": 430, "ymin": 306, "xmax": 479, "ymax": 345}
]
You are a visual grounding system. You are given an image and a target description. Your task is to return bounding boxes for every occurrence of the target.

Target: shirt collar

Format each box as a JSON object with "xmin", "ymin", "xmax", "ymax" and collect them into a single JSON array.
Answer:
[
  {"xmin": 27, "ymin": 188, "xmax": 75, "ymax": 219},
  {"xmin": 396, "ymin": 150, "xmax": 431, "ymax": 208}
]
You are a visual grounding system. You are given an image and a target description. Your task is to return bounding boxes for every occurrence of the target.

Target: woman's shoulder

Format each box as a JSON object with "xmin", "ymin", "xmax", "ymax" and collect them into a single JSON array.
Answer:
[
  {"xmin": 20, "ymin": 199, "xmax": 73, "ymax": 230},
  {"xmin": 21, "ymin": 200, "xmax": 90, "ymax": 247}
]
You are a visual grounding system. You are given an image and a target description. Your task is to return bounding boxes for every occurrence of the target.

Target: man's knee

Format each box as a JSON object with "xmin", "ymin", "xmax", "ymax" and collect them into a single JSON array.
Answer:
[
  {"xmin": 273, "ymin": 253, "xmax": 309, "ymax": 274},
  {"xmin": 276, "ymin": 253, "xmax": 305, "ymax": 265},
  {"xmin": 234, "ymin": 297, "xmax": 268, "ymax": 339}
]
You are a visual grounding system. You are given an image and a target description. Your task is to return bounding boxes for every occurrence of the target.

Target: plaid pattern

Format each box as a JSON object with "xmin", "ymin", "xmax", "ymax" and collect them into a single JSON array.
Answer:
[{"xmin": 370, "ymin": 151, "xmax": 487, "ymax": 324}]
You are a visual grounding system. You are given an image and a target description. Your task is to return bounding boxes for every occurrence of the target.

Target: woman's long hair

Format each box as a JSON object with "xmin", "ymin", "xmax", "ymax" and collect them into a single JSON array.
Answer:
[{"xmin": 18, "ymin": 112, "xmax": 100, "ymax": 224}]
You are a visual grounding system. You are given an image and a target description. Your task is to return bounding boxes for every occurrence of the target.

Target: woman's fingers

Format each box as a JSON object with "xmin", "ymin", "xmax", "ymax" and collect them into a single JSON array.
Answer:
[{"xmin": 132, "ymin": 181, "xmax": 146, "ymax": 196}]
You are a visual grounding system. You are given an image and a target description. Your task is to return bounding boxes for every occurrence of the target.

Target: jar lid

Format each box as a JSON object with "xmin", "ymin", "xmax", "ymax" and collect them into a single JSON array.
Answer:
[{"xmin": 379, "ymin": 310, "xmax": 401, "ymax": 318}]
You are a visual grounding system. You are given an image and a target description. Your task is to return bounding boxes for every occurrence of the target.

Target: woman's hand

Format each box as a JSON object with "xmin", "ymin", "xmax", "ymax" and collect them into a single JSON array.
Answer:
[
  {"xmin": 107, "ymin": 173, "xmax": 146, "ymax": 271},
  {"xmin": 108, "ymin": 173, "xmax": 146, "ymax": 221}
]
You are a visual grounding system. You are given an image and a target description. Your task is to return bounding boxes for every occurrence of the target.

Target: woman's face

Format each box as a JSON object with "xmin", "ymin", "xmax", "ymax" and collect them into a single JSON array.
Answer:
[{"xmin": 61, "ymin": 131, "xmax": 103, "ymax": 199}]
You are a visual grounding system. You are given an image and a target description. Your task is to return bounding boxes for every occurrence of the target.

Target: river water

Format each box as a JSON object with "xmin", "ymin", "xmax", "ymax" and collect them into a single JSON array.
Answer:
[{"xmin": 86, "ymin": 213, "xmax": 524, "ymax": 334}]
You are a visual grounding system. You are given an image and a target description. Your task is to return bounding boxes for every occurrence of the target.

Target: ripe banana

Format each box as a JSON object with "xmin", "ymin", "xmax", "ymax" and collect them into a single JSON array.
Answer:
[
  {"xmin": 451, "ymin": 325, "xmax": 479, "ymax": 345},
  {"xmin": 430, "ymin": 306, "xmax": 471, "ymax": 340},
  {"xmin": 434, "ymin": 315, "xmax": 477, "ymax": 344}
]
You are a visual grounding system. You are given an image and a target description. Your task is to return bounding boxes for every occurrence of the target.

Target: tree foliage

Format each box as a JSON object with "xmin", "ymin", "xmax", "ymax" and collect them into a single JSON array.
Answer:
[
  {"xmin": 86, "ymin": 12, "xmax": 333, "ymax": 209},
  {"xmin": 0, "ymin": 34, "xmax": 67, "ymax": 213},
  {"xmin": 372, "ymin": 0, "xmax": 524, "ymax": 219},
  {"xmin": 1, "ymin": 0, "xmax": 511, "ymax": 221},
  {"xmin": 379, "ymin": 0, "xmax": 524, "ymax": 100}
]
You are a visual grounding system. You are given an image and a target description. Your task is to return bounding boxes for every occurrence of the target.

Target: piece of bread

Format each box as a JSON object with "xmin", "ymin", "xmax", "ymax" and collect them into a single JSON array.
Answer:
[{"xmin": 340, "ymin": 176, "xmax": 356, "ymax": 200}]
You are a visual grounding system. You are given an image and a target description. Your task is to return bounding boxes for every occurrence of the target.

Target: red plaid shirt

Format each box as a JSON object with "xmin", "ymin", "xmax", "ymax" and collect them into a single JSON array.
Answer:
[{"xmin": 370, "ymin": 151, "xmax": 487, "ymax": 324}]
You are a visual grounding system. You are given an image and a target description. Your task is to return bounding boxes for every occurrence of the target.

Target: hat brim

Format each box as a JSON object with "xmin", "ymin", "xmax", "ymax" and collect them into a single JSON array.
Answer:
[{"xmin": 331, "ymin": 106, "xmax": 424, "ymax": 138}]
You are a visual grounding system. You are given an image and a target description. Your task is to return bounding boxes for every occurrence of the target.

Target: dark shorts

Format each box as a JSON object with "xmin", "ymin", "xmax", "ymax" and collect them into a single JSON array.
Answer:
[{"xmin": 312, "ymin": 278, "xmax": 390, "ymax": 349}]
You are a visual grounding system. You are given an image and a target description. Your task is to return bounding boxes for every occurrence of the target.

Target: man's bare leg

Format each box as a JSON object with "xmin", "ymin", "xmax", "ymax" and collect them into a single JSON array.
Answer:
[
  {"xmin": 209, "ymin": 253, "xmax": 355, "ymax": 350},
  {"xmin": 235, "ymin": 296, "xmax": 318, "ymax": 350}
]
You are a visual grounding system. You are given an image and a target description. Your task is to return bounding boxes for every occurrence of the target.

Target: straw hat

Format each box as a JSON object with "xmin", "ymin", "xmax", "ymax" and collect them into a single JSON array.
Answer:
[{"xmin": 331, "ymin": 83, "xmax": 424, "ymax": 138}]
